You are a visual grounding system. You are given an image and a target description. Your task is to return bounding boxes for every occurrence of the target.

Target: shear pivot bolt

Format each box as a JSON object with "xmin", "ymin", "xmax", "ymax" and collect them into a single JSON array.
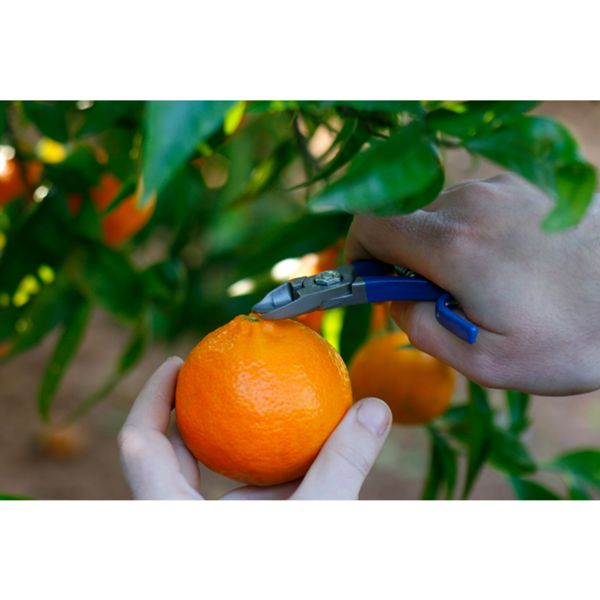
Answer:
[{"xmin": 314, "ymin": 270, "xmax": 342, "ymax": 286}]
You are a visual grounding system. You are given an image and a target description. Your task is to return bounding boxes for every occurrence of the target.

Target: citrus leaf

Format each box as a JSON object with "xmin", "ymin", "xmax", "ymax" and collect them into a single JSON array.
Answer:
[
  {"xmin": 143, "ymin": 258, "xmax": 187, "ymax": 308},
  {"xmin": 290, "ymin": 120, "xmax": 371, "ymax": 190},
  {"xmin": 337, "ymin": 101, "xmax": 423, "ymax": 113},
  {"xmin": 422, "ymin": 426, "xmax": 457, "ymax": 500},
  {"xmin": 461, "ymin": 381, "xmax": 494, "ymax": 498},
  {"xmin": 309, "ymin": 122, "xmax": 444, "ymax": 216},
  {"xmin": 43, "ymin": 145, "xmax": 103, "ymax": 194},
  {"xmin": 38, "ymin": 297, "xmax": 91, "ymax": 421},
  {"xmin": 548, "ymin": 449, "xmax": 600, "ymax": 489},
  {"xmin": 235, "ymin": 213, "xmax": 350, "ymax": 279},
  {"xmin": 0, "ymin": 101, "xmax": 7, "ymax": 137},
  {"xmin": 0, "ymin": 493, "xmax": 32, "ymax": 500},
  {"xmin": 506, "ymin": 390, "xmax": 530, "ymax": 434},
  {"xmin": 77, "ymin": 101, "xmax": 139, "ymax": 136},
  {"xmin": 23, "ymin": 101, "xmax": 70, "ymax": 142},
  {"xmin": 8, "ymin": 276, "xmax": 78, "ymax": 358},
  {"xmin": 568, "ymin": 477, "xmax": 592, "ymax": 500},
  {"xmin": 339, "ymin": 303, "xmax": 372, "ymax": 364},
  {"xmin": 223, "ymin": 101, "xmax": 246, "ymax": 135},
  {"xmin": 66, "ymin": 326, "xmax": 148, "ymax": 422},
  {"xmin": 509, "ymin": 477, "xmax": 561, "ymax": 500},
  {"xmin": 489, "ymin": 428, "xmax": 536, "ymax": 476},
  {"xmin": 542, "ymin": 160, "xmax": 597, "ymax": 231},
  {"xmin": 71, "ymin": 245, "xmax": 144, "ymax": 321},
  {"xmin": 426, "ymin": 101, "xmax": 538, "ymax": 138},
  {"xmin": 464, "ymin": 116, "xmax": 597, "ymax": 230},
  {"xmin": 141, "ymin": 101, "xmax": 235, "ymax": 204}
]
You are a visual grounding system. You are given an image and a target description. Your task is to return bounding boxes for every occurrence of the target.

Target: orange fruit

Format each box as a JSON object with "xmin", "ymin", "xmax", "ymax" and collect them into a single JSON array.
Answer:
[
  {"xmin": 370, "ymin": 302, "xmax": 391, "ymax": 334},
  {"xmin": 68, "ymin": 173, "xmax": 156, "ymax": 246},
  {"xmin": 292, "ymin": 240, "xmax": 343, "ymax": 333},
  {"xmin": 0, "ymin": 158, "xmax": 42, "ymax": 205},
  {"xmin": 175, "ymin": 314, "xmax": 353, "ymax": 486},
  {"xmin": 0, "ymin": 341, "xmax": 12, "ymax": 359},
  {"xmin": 37, "ymin": 424, "xmax": 87, "ymax": 460},
  {"xmin": 349, "ymin": 331, "xmax": 455, "ymax": 425}
]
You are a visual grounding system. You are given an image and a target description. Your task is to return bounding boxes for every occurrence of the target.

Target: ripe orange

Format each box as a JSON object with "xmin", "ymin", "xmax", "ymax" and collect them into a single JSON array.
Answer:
[
  {"xmin": 292, "ymin": 240, "xmax": 343, "ymax": 333},
  {"xmin": 349, "ymin": 331, "xmax": 455, "ymax": 425},
  {"xmin": 175, "ymin": 314, "xmax": 353, "ymax": 486},
  {"xmin": 370, "ymin": 302, "xmax": 391, "ymax": 334},
  {"xmin": 37, "ymin": 423, "xmax": 87, "ymax": 460},
  {"xmin": 68, "ymin": 173, "xmax": 156, "ymax": 246},
  {"xmin": 0, "ymin": 158, "xmax": 42, "ymax": 205}
]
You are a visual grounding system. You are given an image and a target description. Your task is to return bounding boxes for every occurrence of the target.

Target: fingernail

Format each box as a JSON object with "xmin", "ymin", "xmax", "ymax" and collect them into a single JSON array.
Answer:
[{"xmin": 356, "ymin": 399, "xmax": 391, "ymax": 437}]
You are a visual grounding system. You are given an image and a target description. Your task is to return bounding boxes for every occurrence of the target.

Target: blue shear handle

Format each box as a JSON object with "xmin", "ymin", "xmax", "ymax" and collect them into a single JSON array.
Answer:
[
  {"xmin": 351, "ymin": 259, "xmax": 394, "ymax": 277},
  {"xmin": 435, "ymin": 293, "xmax": 479, "ymax": 345},
  {"xmin": 365, "ymin": 276, "xmax": 442, "ymax": 302}
]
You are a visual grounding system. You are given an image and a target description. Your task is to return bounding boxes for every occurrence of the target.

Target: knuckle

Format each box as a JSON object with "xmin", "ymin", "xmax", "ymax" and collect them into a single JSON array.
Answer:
[
  {"xmin": 331, "ymin": 443, "xmax": 372, "ymax": 479},
  {"xmin": 117, "ymin": 426, "xmax": 146, "ymax": 460},
  {"xmin": 487, "ymin": 172, "xmax": 520, "ymax": 186}
]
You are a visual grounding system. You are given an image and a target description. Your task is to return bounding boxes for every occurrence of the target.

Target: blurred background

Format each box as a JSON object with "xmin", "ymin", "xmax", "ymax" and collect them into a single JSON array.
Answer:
[{"xmin": 0, "ymin": 101, "xmax": 598, "ymax": 499}]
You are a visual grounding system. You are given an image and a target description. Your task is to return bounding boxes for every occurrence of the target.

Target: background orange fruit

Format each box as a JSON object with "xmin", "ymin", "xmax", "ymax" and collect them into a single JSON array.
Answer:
[
  {"xmin": 175, "ymin": 314, "xmax": 353, "ymax": 486},
  {"xmin": 68, "ymin": 173, "xmax": 156, "ymax": 246},
  {"xmin": 0, "ymin": 158, "xmax": 42, "ymax": 205},
  {"xmin": 370, "ymin": 302, "xmax": 391, "ymax": 334},
  {"xmin": 36, "ymin": 423, "xmax": 87, "ymax": 460},
  {"xmin": 349, "ymin": 331, "xmax": 455, "ymax": 425}
]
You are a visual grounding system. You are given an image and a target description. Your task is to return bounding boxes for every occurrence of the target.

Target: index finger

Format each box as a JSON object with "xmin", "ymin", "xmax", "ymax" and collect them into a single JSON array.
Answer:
[
  {"xmin": 123, "ymin": 356, "xmax": 183, "ymax": 432},
  {"xmin": 345, "ymin": 210, "xmax": 455, "ymax": 287}
]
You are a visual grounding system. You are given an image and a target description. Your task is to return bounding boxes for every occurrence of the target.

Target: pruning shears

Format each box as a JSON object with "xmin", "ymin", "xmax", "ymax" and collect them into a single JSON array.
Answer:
[{"xmin": 252, "ymin": 259, "xmax": 478, "ymax": 344}]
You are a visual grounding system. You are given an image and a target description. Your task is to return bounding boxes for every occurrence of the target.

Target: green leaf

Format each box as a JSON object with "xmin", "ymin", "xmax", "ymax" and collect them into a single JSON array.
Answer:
[
  {"xmin": 461, "ymin": 381, "xmax": 494, "ymax": 498},
  {"xmin": 291, "ymin": 119, "xmax": 371, "ymax": 189},
  {"xmin": 77, "ymin": 101, "xmax": 140, "ymax": 136},
  {"xmin": 339, "ymin": 303, "xmax": 372, "ymax": 364},
  {"xmin": 70, "ymin": 245, "xmax": 144, "ymax": 321},
  {"xmin": 422, "ymin": 426, "xmax": 458, "ymax": 500},
  {"xmin": 542, "ymin": 160, "xmax": 597, "ymax": 231},
  {"xmin": 490, "ymin": 428, "xmax": 536, "ymax": 476},
  {"xmin": 336, "ymin": 101, "xmax": 424, "ymax": 114},
  {"xmin": 43, "ymin": 145, "xmax": 103, "ymax": 194},
  {"xmin": 223, "ymin": 101, "xmax": 246, "ymax": 135},
  {"xmin": 236, "ymin": 213, "xmax": 350, "ymax": 279},
  {"xmin": 141, "ymin": 100, "xmax": 235, "ymax": 204},
  {"xmin": 38, "ymin": 297, "xmax": 91, "ymax": 421},
  {"xmin": 464, "ymin": 116, "xmax": 597, "ymax": 230},
  {"xmin": 506, "ymin": 390, "xmax": 530, "ymax": 434},
  {"xmin": 0, "ymin": 493, "xmax": 32, "ymax": 500},
  {"xmin": 568, "ymin": 477, "xmax": 592, "ymax": 500},
  {"xmin": 143, "ymin": 258, "xmax": 187, "ymax": 308},
  {"xmin": 66, "ymin": 326, "xmax": 148, "ymax": 422},
  {"xmin": 0, "ymin": 192, "xmax": 73, "ymax": 297},
  {"xmin": 23, "ymin": 101, "xmax": 70, "ymax": 142},
  {"xmin": 426, "ymin": 101, "xmax": 538, "ymax": 138},
  {"xmin": 509, "ymin": 477, "xmax": 561, "ymax": 500},
  {"xmin": 548, "ymin": 449, "xmax": 600, "ymax": 490},
  {"xmin": 309, "ymin": 122, "xmax": 444, "ymax": 216},
  {"xmin": 0, "ymin": 101, "xmax": 7, "ymax": 137},
  {"xmin": 8, "ymin": 277, "xmax": 78, "ymax": 358}
]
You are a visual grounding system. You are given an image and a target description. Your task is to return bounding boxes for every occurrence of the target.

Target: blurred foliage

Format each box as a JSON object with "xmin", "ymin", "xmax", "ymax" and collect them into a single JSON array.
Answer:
[{"xmin": 0, "ymin": 100, "xmax": 598, "ymax": 500}]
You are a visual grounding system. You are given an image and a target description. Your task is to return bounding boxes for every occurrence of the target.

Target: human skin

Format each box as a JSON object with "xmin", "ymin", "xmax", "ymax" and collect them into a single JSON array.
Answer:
[
  {"xmin": 119, "ymin": 357, "xmax": 392, "ymax": 500},
  {"xmin": 345, "ymin": 174, "xmax": 600, "ymax": 396}
]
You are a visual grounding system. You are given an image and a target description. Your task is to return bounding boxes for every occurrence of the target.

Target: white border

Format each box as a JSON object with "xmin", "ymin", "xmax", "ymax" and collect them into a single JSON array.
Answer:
[
  {"xmin": 1, "ymin": 501, "xmax": 598, "ymax": 599},
  {"xmin": 2, "ymin": 1, "xmax": 600, "ymax": 99}
]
